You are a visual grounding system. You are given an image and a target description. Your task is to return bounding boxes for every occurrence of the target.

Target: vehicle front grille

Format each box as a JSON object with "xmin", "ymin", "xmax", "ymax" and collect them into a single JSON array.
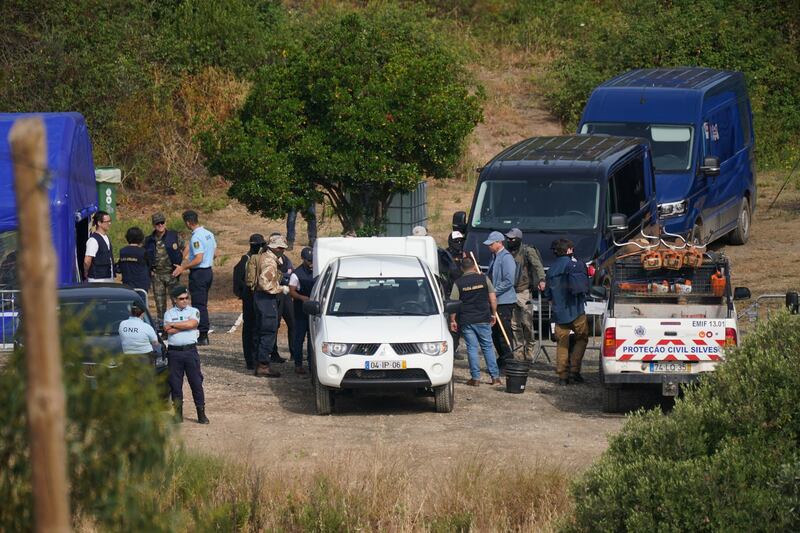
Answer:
[
  {"xmin": 349, "ymin": 343, "xmax": 380, "ymax": 356},
  {"xmin": 343, "ymin": 369, "xmax": 429, "ymax": 380},
  {"xmin": 391, "ymin": 343, "xmax": 419, "ymax": 355}
]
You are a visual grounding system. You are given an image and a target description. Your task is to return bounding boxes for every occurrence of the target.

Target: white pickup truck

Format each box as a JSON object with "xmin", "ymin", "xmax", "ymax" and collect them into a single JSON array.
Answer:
[{"xmin": 599, "ymin": 252, "xmax": 750, "ymax": 412}]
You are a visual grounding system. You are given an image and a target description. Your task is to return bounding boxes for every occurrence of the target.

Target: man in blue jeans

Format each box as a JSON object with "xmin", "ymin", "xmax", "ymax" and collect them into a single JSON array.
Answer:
[{"xmin": 449, "ymin": 257, "xmax": 501, "ymax": 386}]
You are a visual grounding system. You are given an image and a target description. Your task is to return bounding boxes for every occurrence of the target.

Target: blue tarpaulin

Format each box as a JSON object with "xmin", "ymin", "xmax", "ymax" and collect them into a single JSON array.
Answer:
[{"xmin": 0, "ymin": 112, "xmax": 98, "ymax": 286}]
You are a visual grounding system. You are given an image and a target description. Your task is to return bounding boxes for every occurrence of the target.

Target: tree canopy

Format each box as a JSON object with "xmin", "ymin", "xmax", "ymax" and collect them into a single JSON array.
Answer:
[{"xmin": 201, "ymin": 4, "xmax": 484, "ymax": 233}]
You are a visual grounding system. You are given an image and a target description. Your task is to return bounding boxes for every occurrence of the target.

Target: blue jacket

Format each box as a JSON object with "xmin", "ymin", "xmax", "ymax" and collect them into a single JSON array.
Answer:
[
  {"xmin": 544, "ymin": 255, "xmax": 589, "ymax": 325},
  {"xmin": 488, "ymin": 248, "xmax": 517, "ymax": 305}
]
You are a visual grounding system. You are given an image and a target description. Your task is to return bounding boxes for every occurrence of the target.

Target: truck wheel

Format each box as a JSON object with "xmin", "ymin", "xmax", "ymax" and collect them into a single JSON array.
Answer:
[
  {"xmin": 728, "ymin": 198, "xmax": 751, "ymax": 245},
  {"xmin": 315, "ymin": 379, "xmax": 334, "ymax": 415},
  {"xmin": 603, "ymin": 385, "xmax": 621, "ymax": 413},
  {"xmin": 434, "ymin": 379, "xmax": 454, "ymax": 413}
]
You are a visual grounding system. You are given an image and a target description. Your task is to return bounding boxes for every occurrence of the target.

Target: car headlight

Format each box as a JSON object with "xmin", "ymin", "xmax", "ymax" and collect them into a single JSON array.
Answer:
[
  {"xmin": 420, "ymin": 341, "xmax": 448, "ymax": 356},
  {"xmin": 658, "ymin": 200, "xmax": 688, "ymax": 218},
  {"xmin": 321, "ymin": 342, "xmax": 350, "ymax": 357}
]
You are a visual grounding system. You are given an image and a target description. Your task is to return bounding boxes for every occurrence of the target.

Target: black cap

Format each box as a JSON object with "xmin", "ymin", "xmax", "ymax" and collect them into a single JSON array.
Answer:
[
  {"xmin": 249, "ymin": 233, "xmax": 265, "ymax": 245},
  {"xmin": 131, "ymin": 301, "xmax": 146, "ymax": 313},
  {"xmin": 170, "ymin": 285, "xmax": 188, "ymax": 299},
  {"xmin": 301, "ymin": 247, "xmax": 313, "ymax": 261}
]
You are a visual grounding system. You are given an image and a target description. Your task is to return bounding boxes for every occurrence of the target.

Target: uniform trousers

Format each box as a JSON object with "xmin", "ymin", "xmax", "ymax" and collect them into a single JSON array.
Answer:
[
  {"xmin": 511, "ymin": 289, "xmax": 536, "ymax": 359},
  {"xmin": 189, "ymin": 267, "xmax": 213, "ymax": 334},
  {"xmin": 152, "ymin": 272, "xmax": 179, "ymax": 328},
  {"xmin": 554, "ymin": 314, "xmax": 589, "ymax": 379},
  {"xmin": 168, "ymin": 346, "xmax": 205, "ymax": 406},
  {"xmin": 271, "ymin": 292, "xmax": 295, "ymax": 357},
  {"xmin": 241, "ymin": 291, "xmax": 256, "ymax": 367},
  {"xmin": 254, "ymin": 292, "xmax": 278, "ymax": 364},
  {"xmin": 291, "ymin": 305, "xmax": 312, "ymax": 368}
]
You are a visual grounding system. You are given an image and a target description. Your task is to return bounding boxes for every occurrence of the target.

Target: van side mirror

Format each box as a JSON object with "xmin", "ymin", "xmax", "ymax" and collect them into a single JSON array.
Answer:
[
  {"xmin": 452, "ymin": 211, "xmax": 467, "ymax": 233},
  {"xmin": 609, "ymin": 213, "xmax": 628, "ymax": 233},
  {"xmin": 443, "ymin": 300, "xmax": 462, "ymax": 314},
  {"xmin": 303, "ymin": 300, "xmax": 322, "ymax": 315},
  {"xmin": 700, "ymin": 156, "xmax": 720, "ymax": 177},
  {"xmin": 590, "ymin": 286, "xmax": 608, "ymax": 300},
  {"xmin": 733, "ymin": 287, "xmax": 751, "ymax": 301}
]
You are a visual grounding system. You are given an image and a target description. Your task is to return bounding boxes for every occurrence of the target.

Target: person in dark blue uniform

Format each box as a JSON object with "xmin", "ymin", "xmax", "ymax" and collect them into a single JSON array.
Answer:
[
  {"xmin": 164, "ymin": 285, "xmax": 209, "ymax": 424},
  {"xmin": 288, "ymin": 247, "xmax": 316, "ymax": 374},
  {"xmin": 117, "ymin": 226, "xmax": 151, "ymax": 291},
  {"xmin": 172, "ymin": 210, "xmax": 216, "ymax": 345},
  {"xmin": 269, "ymin": 232, "xmax": 295, "ymax": 363},
  {"xmin": 233, "ymin": 233, "xmax": 265, "ymax": 370}
]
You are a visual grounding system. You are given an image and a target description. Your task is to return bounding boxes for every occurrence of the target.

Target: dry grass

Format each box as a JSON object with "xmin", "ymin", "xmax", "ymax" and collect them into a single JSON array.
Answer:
[{"xmin": 160, "ymin": 447, "xmax": 572, "ymax": 532}]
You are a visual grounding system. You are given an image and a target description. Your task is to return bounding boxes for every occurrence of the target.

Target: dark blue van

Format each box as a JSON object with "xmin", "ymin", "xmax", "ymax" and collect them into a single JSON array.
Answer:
[
  {"xmin": 578, "ymin": 67, "xmax": 756, "ymax": 245},
  {"xmin": 453, "ymin": 135, "xmax": 658, "ymax": 269}
]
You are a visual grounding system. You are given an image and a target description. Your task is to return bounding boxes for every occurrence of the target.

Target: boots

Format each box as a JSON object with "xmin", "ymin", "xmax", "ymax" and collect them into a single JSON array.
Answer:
[
  {"xmin": 197, "ymin": 405, "xmax": 210, "ymax": 424},
  {"xmin": 173, "ymin": 399, "xmax": 183, "ymax": 423},
  {"xmin": 255, "ymin": 363, "xmax": 281, "ymax": 377}
]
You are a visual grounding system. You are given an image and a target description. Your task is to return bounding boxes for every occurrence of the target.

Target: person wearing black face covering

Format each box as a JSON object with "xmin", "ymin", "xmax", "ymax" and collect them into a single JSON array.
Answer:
[
  {"xmin": 505, "ymin": 228, "xmax": 546, "ymax": 360},
  {"xmin": 438, "ymin": 230, "xmax": 468, "ymax": 356},
  {"xmin": 233, "ymin": 234, "xmax": 265, "ymax": 370}
]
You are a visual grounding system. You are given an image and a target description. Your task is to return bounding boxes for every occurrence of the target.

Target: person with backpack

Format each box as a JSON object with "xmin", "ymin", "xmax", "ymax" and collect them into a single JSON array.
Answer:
[
  {"xmin": 543, "ymin": 238, "xmax": 590, "ymax": 386},
  {"xmin": 505, "ymin": 228, "xmax": 545, "ymax": 360},
  {"xmin": 233, "ymin": 234, "xmax": 265, "ymax": 370},
  {"xmin": 247, "ymin": 234, "xmax": 287, "ymax": 378}
]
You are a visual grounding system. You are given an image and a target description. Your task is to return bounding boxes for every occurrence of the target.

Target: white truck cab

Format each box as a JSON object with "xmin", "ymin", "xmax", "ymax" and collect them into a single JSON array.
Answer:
[
  {"xmin": 600, "ymin": 252, "xmax": 750, "ymax": 412},
  {"xmin": 304, "ymin": 237, "xmax": 459, "ymax": 415}
]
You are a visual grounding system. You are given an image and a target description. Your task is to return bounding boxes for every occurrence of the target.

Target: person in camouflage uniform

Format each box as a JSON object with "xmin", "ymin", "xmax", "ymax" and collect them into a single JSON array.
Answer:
[
  {"xmin": 505, "ymin": 228, "xmax": 545, "ymax": 360},
  {"xmin": 144, "ymin": 212, "xmax": 185, "ymax": 329}
]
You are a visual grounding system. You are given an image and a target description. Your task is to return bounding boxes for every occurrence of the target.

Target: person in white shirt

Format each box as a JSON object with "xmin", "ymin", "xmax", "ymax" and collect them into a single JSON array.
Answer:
[
  {"xmin": 118, "ymin": 302, "xmax": 159, "ymax": 355},
  {"xmin": 84, "ymin": 210, "xmax": 115, "ymax": 282}
]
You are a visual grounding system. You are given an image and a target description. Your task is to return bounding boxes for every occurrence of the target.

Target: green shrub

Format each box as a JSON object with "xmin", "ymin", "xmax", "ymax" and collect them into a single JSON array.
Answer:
[
  {"xmin": 564, "ymin": 312, "xmax": 800, "ymax": 532},
  {"xmin": 0, "ymin": 320, "xmax": 173, "ymax": 531}
]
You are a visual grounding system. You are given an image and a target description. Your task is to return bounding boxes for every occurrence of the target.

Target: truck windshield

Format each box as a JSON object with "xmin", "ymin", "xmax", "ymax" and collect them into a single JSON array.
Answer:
[
  {"xmin": 328, "ymin": 277, "xmax": 438, "ymax": 316},
  {"xmin": 580, "ymin": 122, "xmax": 693, "ymax": 172},
  {"xmin": 470, "ymin": 179, "xmax": 599, "ymax": 231}
]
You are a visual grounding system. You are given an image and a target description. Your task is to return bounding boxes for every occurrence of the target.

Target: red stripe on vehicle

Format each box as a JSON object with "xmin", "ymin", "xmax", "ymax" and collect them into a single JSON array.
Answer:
[
  {"xmin": 693, "ymin": 339, "xmax": 707, "ymax": 345},
  {"xmin": 642, "ymin": 353, "xmax": 657, "ymax": 361},
  {"xmin": 686, "ymin": 355, "xmax": 700, "ymax": 362},
  {"xmin": 634, "ymin": 339, "xmax": 649, "ymax": 345},
  {"xmin": 664, "ymin": 354, "xmax": 678, "ymax": 361},
  {"xmin": 619, "ymin": 353, "xmax": 633, "ymax": 361},
  {"xmin": 657, "ymin": 339, "xmax": 685, "ymax": 346},
  {"xmin": 616, "ymin": 339, "xmax": 626, "ymax": 349},
  {"xmin": 716, "ymin": 340, "xmax": 726, "ymax": 347},
  {"xmin": 709, "ymin": 354, "xmax": 722, "ymax": 361}
]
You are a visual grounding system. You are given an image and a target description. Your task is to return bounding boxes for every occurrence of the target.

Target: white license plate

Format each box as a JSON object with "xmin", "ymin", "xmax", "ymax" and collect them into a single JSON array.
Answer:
[
  {"xmin": 365, "ymin": 360, "xmax": 406, "ymax": 370},
  {"xmin": 649, "ymin": 362, "xmax": 690, "ymax": 373}
]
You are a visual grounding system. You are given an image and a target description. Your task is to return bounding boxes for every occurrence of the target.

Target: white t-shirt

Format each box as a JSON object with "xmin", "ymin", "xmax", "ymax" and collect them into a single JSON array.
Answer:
[
  {"xmin": 288, "ymin": 272, "xmax": 300, "ymax": 289},
  {"xmin": 85, "ymin": 233, "xmax": 114, "ymax": 279}
]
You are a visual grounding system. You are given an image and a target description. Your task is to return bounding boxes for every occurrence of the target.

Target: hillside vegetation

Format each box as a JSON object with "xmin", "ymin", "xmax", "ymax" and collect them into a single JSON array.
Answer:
[{"xmin": 2, "ymin": 0, "xmax": 799, "ymax": 194}]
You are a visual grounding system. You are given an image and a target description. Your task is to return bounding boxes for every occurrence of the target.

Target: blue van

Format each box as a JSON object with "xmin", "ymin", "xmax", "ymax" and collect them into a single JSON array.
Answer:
[
  {"xmin": 578, "ymin": 67, "xmax": 756, "ymax": 245},
  {"xmin": 453, "ymin": 135, "xmax": 658, "ymax": 269}
]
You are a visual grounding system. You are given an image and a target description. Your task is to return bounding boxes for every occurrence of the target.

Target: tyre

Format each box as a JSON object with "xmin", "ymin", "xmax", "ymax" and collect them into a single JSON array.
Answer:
[
  {"xmin": 315, "ymin": 379, "xmax": 334, "ymax": 415},
  {"xmin": 728, "ymin": 198, "xmax": 751, "ymax": 245},
  {"xmin": 603, "ymin": 385, "xmax": 621, "ymax": 413},
  {"xmin": 434, "ymin": 379, "xmax": 454, "ymax": 413}
]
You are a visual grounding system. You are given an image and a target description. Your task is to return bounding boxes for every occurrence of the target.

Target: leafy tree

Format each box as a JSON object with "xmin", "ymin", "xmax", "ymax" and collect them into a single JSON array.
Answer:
[{"xmin": 201, "ymin": 4, "xmax": 484, "ymax": 233}]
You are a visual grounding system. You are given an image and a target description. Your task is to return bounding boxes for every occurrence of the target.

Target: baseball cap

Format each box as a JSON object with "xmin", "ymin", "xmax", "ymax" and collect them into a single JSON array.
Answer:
[
  {"xmin": 170, "ymin": 285, "xmax": 188, "ymax": 299},
  {"xmin": 151, "ymin": 212, "xmax": 166, "ymax": 225},
  {"xmin": 412, "ymin": 225, "xmax": 427, "ymax": 236},
  {"xmin": 450, "ymin": 230, "xmax": 464, "ymax": 240},
  {"xmin": 482, "ymin": 231, "xmax": 505, "ymax": 245},
  {"xmin": 249, "ymin": 233, "xmax": 265, "ymax": 245},
  {"xmin": 505, "ymin": 228, "xmax": 523, "ymax": 240},
  {"xmin": 268, "ymin": 234, "xmax": 288, "ymax": 249},
  {"xmin": 301, "ymin": 247, "xmax": 313, "ymax": 261}
]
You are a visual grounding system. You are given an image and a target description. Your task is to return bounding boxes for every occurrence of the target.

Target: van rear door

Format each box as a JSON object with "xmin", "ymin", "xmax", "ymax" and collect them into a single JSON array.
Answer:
[{"xmin": 614, "ymin": 318, "xmax": 728, "ymax": 368}]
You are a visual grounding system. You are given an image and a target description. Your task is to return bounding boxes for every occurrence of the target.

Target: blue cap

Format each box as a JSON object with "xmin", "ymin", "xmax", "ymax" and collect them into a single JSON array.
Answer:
[
  {"xmin": 483, "ymin": 231, "xmax": 505, "ymax": 245},
  {"xmin": 301, "ymin": 247, "xmax": 313, "ymax": 261}
]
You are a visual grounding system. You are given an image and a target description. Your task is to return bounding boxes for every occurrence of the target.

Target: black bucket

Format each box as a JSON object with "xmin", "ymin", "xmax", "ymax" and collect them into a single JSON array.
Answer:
[{"xmin": 504, "ymin": 359, "xmax": 531, "ymax": 394}]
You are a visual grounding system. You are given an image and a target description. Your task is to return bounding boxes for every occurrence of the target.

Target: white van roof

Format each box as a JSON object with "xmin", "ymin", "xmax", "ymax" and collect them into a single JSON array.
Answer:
[{"xmin": 313, "ymin": 236, "xmax": 439, "ymax": 277}]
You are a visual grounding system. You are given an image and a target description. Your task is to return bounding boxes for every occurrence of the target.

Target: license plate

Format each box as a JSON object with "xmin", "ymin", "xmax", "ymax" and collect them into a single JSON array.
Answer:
[
  {"xmin": 365, "ymin": 360, "xmax": 406, "ymax": 370},
  {"xmin": 649, "ymin": 362, "xmax": 690, "ymax": 373}
]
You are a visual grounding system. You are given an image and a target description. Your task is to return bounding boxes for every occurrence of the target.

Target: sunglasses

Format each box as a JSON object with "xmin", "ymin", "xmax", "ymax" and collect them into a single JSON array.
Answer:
[
  {"xmin": 176, "ymin": 296, "xmax": 189, "ymax": 301},
  {"xmin": 154, "ymin": 222, "xmax": 165, "ymax": 226}
]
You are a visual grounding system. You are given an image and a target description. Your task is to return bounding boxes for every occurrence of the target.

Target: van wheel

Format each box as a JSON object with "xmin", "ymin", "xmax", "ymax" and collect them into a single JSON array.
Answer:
[
  {"xmin": 315, "ymin": 379, "xmax": 334, "ymax": 415},
  {"xmin": 728, "ymin": 198, "xmax": 751, "ymax": 245},
  {"xmin": 603, "ymin": 385, "xmax": 621, "ymax": 413},
  {"xmin": 434, "ymin": 379, "xmax": 454, "ymax": 413}
]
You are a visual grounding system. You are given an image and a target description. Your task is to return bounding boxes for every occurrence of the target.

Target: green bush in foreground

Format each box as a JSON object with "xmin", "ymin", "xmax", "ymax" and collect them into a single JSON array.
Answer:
[{"xmin": 564, "ymin": 312, "xmax": 800, "ymax": 532}]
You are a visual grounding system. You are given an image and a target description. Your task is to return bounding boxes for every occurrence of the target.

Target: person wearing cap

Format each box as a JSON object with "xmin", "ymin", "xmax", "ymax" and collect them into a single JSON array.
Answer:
[
  {"xmin": 233, "ymin": 233, "xmax": 265, "ymax": 370},
  {"xmin": 505, "ymin": 228, "xmax": 546, "ymax": 359},
  {"xmin": 164, "ymin": 285, "xmax": 209, "ymax": 423},
  {"xmin": 437, "ymin": 230, "xmax": 468, "ymax": 355},
  {"xmin": 268, "ymin": 232, "xmax": 296, "ymax": 364},
  {"xmin": 172, "ymin": 210, "xmax": 217, "ymax": 345},
  {"xmin": 145, "ymin": 212, "xmax": 185, "ymax": 331},
  {"xmin": 118, "ymin": 301, "xmax": 159, "ymax": 357},
  {"xmin": 252, "ymin": 234, "xmax": 287, "ymax": 377},
  {"xmin": 484, "ymin": 230, "xmax": 517, "ymax": 366},
  {"xmin": 288, "ymin": 247, "xmax": 316, "ymax": 374}
]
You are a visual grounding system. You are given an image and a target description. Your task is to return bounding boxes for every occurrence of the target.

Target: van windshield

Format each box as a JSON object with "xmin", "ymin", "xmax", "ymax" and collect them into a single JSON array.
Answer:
[
  {"xmin": 470, "ymin": 179, "xmax": 600, "ymax": 231},
  {"xmin": 580, "ymin": 123, "xmax": 693, "ymax": 172},
  {"xmin": 328, "ymin": 277, "xmax": 438, "ymax": 316}
]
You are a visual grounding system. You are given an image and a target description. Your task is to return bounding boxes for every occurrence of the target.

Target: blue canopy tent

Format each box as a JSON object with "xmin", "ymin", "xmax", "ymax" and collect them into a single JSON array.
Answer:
[{"xmin": 0, "ymin": 112, "xmax": 98, "ymax": 288}]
